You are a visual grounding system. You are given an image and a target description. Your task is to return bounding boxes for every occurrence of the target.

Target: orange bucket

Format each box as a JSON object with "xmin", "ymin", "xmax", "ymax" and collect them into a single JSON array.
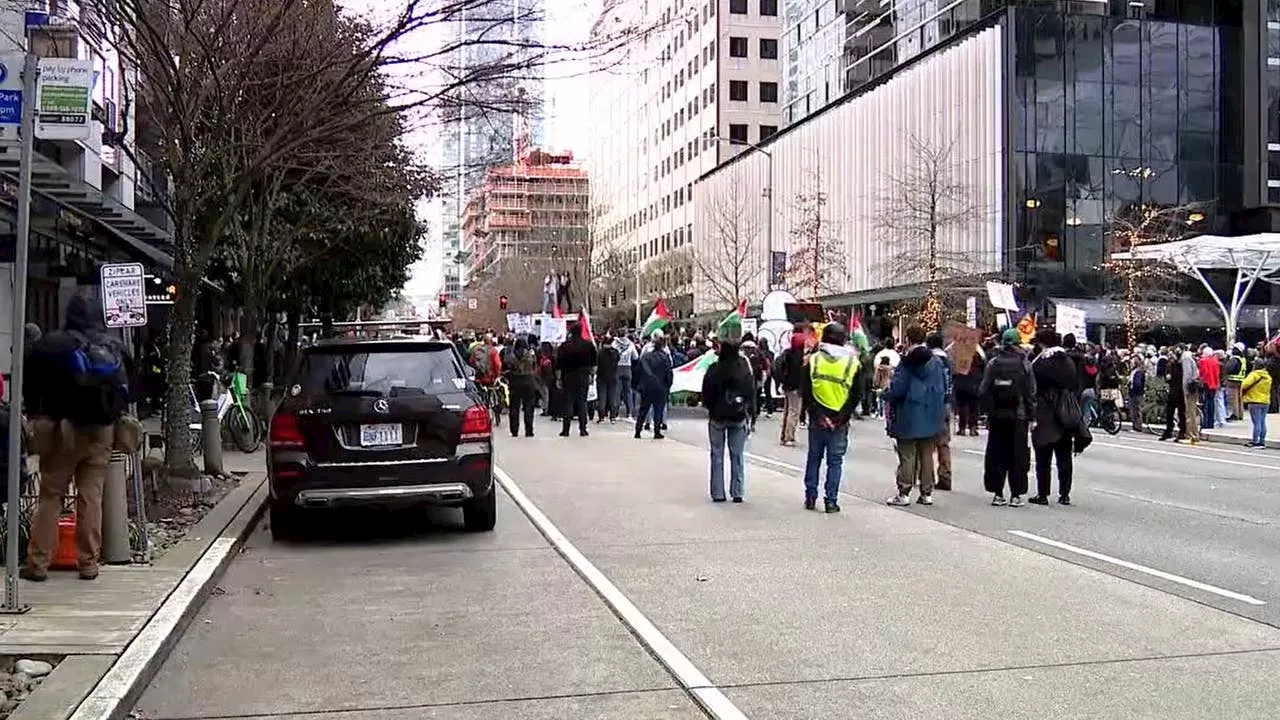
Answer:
[{"xmin": 50, "ymin": 514, "xmax": 78, "ymax": 570}]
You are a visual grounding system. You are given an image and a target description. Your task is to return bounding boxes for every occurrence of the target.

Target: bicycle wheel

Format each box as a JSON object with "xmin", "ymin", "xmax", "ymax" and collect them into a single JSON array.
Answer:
[{"xmin": 228, "ymin": 407, "xmax": 262, "ymax": 453}]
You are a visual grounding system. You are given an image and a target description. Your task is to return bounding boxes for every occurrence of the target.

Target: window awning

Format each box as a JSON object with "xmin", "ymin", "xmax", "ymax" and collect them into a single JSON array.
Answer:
[{"xmin": 0, "ymin": 142, "xmax": 173, "ymax": 269}]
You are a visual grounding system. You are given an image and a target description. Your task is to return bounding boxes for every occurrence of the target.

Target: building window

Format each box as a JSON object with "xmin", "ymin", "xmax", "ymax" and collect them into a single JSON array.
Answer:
[
  {"xmin": 729, "ymin": 0, "xmax": 747, "ymax": 13},
  {"xmin": 729, "ymin": 36, "xmax": 748, "ymax": 57},
  {"xmin": 729, "ymin": 80, "xmax": 748, "ymax": 101},
  {"xmin": 759, "ymin": 38, "xmax": 778, "ymax": 59},
  {"xmin": 759, "ymin": 125, "xmax": 777, "ymax": 141},
  {"xmin": 760, "ymin": 0, "xmax": 777, "ymax": 15},
  {"xmin": 728, "ymin": 124, "xmax": 749, "ymax": 143},
  {"xmin": 759, "ymin": 81, "xmax": 778, "ymax": 103}
]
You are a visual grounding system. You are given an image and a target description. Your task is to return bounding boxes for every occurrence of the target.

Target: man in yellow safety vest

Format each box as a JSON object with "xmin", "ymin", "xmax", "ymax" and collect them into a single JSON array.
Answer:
[
  {"xmin": 800, "ymin": 323, "xmax": 861, "ymax": 513},
  {"xmin": 1224, "ymin": 345, "xmax": 1247, "ymax": 421}
]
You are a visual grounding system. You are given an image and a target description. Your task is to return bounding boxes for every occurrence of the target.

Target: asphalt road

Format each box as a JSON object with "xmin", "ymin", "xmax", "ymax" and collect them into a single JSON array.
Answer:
[
  {"xmin": 657, "ymin": 410, "xmax": 1280, "ymax": 628},
  {"xmin": 132, "ymin": 413, "xmax": 1280, "ymax": 719}
]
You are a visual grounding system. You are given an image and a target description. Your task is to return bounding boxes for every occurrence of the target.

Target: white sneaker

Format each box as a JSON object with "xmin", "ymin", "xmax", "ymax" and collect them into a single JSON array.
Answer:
[
  {"xmin": 917, "ymin": 494, "xmax": 934, "ymax": 506},
  {"xmin": 991, "ymin": 494, "xmax": 1008, "ymax": 506},
  {"xmin": 886, "ymin": 494, "xmax": 911, "ymax": 506},
  {"xmin": 1009, "ymin": 496, "xmax": 1025, "ymax": 508}
]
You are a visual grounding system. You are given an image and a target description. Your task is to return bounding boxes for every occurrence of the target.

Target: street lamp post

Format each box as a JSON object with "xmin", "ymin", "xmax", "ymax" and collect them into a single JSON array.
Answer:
[{"xmin": 715, "ymin": 137, "xmax": 774, "ymax": 288}]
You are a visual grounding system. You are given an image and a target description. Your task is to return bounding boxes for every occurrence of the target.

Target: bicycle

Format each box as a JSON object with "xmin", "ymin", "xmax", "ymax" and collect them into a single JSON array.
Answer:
[
  {"xmin": 223, "ymin": 370, "xmax": 262, "ymax": 453},
  {"xmin": 478, "ymin": 378, "xmax": 508, "ymax": 423},
  {"xmin": 1089, "ymin": 388, "xmax": 1124, "ymax": 436}
]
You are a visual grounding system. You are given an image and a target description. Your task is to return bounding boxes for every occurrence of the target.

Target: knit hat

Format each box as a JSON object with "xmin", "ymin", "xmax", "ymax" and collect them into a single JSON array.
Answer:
[{"xmin": 1001, "ymin": 328, "xmax": 1021, "ymax": 346}]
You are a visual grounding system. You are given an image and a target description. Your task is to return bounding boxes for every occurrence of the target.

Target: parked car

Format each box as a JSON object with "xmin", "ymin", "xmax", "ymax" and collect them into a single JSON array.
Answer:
[{"xmin": 267, "ymin": 337, "xmax": 495, "ymax": 539}]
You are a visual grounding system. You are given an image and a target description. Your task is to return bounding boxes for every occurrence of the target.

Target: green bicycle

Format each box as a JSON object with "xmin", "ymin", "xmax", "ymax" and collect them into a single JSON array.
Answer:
[{"xmin": 224, "ymin": 371, "xmax": 262, "ymax": 453}]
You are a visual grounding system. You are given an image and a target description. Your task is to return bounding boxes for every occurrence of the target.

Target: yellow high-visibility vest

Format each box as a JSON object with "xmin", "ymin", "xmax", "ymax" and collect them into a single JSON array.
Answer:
[{"xmin": 809, "ymin": 347, "xmax": 859, "ymax": 411}]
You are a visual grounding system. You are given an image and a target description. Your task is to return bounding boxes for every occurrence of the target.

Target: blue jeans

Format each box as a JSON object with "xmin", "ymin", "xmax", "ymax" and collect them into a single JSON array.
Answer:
[
  {"xmin": 803, "ymin": 424, "xmax": 849, "ymax": 502},
  {"xmin": 616, "ymin": 368, "xmax": 633, "ymax": 417},
  {"xmin": 636, "ymin": 394, "xmax": 667, "ymax": 432},
  {"xmin": 1248, "ymin": 403, "xmax": 1268, "ymax": 445},
  {"xmin": 708, "ymin": 420, "xmax": 748, "ymax": 500}
]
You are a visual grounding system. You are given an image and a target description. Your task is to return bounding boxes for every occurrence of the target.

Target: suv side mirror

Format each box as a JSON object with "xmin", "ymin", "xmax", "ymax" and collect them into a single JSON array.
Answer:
[{"xmin": 464, "ymin": 366, "xmax": 476, "ymax": 380}]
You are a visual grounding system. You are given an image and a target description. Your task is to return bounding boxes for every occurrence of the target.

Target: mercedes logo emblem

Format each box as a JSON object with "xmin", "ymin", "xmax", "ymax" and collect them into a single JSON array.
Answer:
[{"xmin": 373, "ymin": 398, "xmax": 390, "ymax": 414}]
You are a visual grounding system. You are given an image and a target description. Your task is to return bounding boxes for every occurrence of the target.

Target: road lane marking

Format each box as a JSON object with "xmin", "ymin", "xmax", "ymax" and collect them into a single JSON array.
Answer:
[
  {"xmin": 1091, "ymin": 439, "xmax": 1280, "ymax": 469},
  {"xmin": 1008, "ymin": 530, "xmax": 1267, "ymax": 606},
  {"xmin": 494, "ymin": 466, "xmax": 750, "ymax": 720}
]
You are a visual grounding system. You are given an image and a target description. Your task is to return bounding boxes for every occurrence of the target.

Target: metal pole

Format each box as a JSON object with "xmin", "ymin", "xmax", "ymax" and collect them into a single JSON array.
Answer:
[
  {"xmin": 765, "ymin": 152, "xmax": 774, "ymax": 289},
  {"xmin": 3, "ymin": 52, "xmax": 38, "ymax": 614},
  {"xmin": 634, "ymin": 267, "xmax": 641, "ymax": 329}
]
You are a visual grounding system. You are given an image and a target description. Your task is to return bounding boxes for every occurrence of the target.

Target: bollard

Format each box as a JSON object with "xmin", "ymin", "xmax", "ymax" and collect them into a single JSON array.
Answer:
[
  {"xmin": 102, "ymin": 452, "xmax": 131, "ymax": 564},
  {"xmin": 258, "ymin": 382, "xmax": 277, "ymax": 425},
  {"xmin": 200, "ymin": 399, "xmax": 224, "ymax": 477}
]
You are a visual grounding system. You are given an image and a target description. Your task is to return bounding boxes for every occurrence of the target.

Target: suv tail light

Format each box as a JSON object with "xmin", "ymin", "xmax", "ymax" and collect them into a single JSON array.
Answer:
[
  {"xmin": 460, "ymin": 405, "xmax": 491, "ymax": 441},
  {"xmin": 270, "ymin": 413, "xmax": 306, "ymax": 449}
]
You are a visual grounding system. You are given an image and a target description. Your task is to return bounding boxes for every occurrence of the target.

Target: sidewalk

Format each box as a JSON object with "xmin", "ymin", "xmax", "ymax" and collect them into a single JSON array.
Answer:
[
  {"xmin": 1126, "ymin": 412, "xmax": 1279, "ymax": 449},
  {"xmin": 0, "ymin": 472, "xmax": 266, "ymax": 720}
]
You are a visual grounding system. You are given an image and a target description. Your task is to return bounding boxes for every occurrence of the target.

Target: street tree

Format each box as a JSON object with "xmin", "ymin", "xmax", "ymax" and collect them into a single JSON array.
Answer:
[
  {"xmin": 695, "ymin": 181, "xmax": 764, "ymax": 310},
  {"xmin": 1099, "ymin": 202, "xmax": 1198, "ymax": 341},
  {"xmin": 787, "ymin": 163, "xmax": 846, "ymax": 300},
  {"xmin": 873, "ymin": 135, "xmax": 990, "ymax": 331}
]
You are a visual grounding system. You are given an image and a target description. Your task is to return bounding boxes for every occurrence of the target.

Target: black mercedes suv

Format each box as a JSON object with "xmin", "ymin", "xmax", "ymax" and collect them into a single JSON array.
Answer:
[{"xmin": 266, "ymin": 338, "xmax": 495, "ymax": 539}]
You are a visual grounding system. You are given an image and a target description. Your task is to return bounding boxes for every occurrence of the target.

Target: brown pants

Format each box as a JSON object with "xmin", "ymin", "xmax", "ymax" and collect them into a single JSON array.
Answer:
[
  {"xmin": 1183, "ymin": 389, "xmax": 1201, "ymax": 442},
  {"xmin": 780, "ymin": 390, "xmax": 802, "ymax": 444},
  {"xmin": 896, "ymin": 438, "xmax": 936, "ymax": 497},
  {"xmin": 1226, "ymin": 383, "xmax": 1242, "ymax": 419},
  {"xmin": 27, "ymin": 419, "xmax": 113, "ymax": 575},
  {"xmin": 935, "ymin": 410, "xmax": 952, "ymax": 488}
]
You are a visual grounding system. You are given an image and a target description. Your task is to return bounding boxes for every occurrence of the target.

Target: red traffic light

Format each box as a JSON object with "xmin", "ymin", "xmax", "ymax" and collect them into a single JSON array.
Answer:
[
  {"xmin": 438, "ymin": 293, "xmax": 447, "ymax": 309},
  {"xmin": 498, "ymin": 295, "xmax": 509, "ymax": 310}
]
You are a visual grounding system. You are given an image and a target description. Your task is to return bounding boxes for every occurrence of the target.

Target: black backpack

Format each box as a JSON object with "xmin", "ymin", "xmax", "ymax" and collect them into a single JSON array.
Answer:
[
  {"xmin": 986, "ymin": 356, "xmax": 1026, "ymax": 419},
  {"xmin": 720, "ymin": 357, "xmax": 754, "ymax": 420}
]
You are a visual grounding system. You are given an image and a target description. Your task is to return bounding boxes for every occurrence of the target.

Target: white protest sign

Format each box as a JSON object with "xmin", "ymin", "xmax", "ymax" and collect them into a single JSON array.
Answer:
[
  {"xmin": 100, "ymin": 263, "xmax": 148, "ymax": 328},
  {"xmin": 505, "ymin": 313, "xmax": 520, "ymax": 332},
  {"xmin": 513, "ymin": 314, "xmax": 532, "ymax": 335},
  {"xmin": 539, "ymin": 317, "xmax": 567, "ymax": 344},
  {"xmin": 741, "ymin": 317, "xmax": 759, "ymax": 338},
  {"xmin": 965, "ymin": 296, "xmax": 977, "ymax": 328},
  {"xmin": 1055, "ymin": 304, "xmax": 1087, "ymax": 340},
  {"xmin": 985, "ymin": 281, "xmax": 1020, "ymax": 311},
  {"xmin": 995, "ymin": 312, "xmax": 1009, "ymax": 330}
]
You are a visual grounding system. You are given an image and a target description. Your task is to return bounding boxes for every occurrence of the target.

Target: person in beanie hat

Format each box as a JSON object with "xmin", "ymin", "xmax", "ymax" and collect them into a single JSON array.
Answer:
[{"xmin": 979, "ymin": 328, "xmax": 1036, "ymax": 506}]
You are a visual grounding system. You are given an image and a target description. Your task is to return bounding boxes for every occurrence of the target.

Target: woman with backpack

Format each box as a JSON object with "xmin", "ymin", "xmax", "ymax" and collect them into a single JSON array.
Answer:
[{"xmin": 701, "ymin": 335, "xmax": 756, "ymax": 503}]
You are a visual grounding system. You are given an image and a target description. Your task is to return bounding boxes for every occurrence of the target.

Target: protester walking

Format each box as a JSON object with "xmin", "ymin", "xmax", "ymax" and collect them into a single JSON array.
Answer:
[
  {"xmin": 701, "ymin": 336, "xmax": 755, "ymax": 502},
  {"xmin": 979, "ymin": 329, "xmax": 1035, "ymax": 506},
  {"xmin": 885, "ymin": 324, "xmax": 948, "ymax": 508},
  {"xmin": 799, "ymin": 324, "xmax": 860, "ymax": 512},
  {"xmin": 1241, "ymin": 362, "xmax": 1272, "ymax": 448},
  {"xmin": 774, "ymin": 334, "xmax": 806, "ymax": 445},
  {"xmin": 555, "ymin": 321, "xmax": 597, "ymax": 437},
  {"xmin": 1030, "ymin": 330, "xmax": 1085, "ymax": 506},
  {"xmin": 614, "ymin": 334, "xmax": 638, "ymax": 419},
  {"xmin": 927, "ymin": 333, "xmax": 954, "ymax": 491},
  {"xmin": 595, "ymin": 333, "xmax": 620, "ymax": 422},
  {"xmin": 1180, "ymin": 348, "xmax": 1202, "ymax": 444},
  {"xmin": 22, "ymin": 292, "xmax": 131, "ymax": 582},
  {"xmin": 502, "ymin": 336, "xmax": 539, "ymax": 437},
  {"xmin": 634, "ymin": 333, "xmax": 674, "ymax": 440}
]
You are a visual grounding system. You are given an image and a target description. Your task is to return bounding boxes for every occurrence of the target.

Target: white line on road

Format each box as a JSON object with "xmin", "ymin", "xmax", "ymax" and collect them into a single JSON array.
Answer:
[
  {"xmin": 1090, "ymin": 439, "xmax": 1280, "ymax": 470},
  {"xmin": 1008, "ymin": 530, "xmax": 1267, "ymax": 606},
  {"xmin": 494, "ymin": 467, "xmax": 750, "ymax": 720},
  {"xmin": 744, "ymin": 451, "xmax": 803, "ymax": 473}
]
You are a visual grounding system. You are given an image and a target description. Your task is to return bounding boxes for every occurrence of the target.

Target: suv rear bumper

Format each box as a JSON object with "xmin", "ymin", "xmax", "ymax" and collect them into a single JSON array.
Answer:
[{"xmin": 294, "ymin": 482, "xmax": 474, "ymax": 508}]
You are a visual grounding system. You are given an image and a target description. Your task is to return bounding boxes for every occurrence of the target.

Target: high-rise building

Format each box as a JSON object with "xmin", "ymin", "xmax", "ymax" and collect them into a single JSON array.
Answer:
[
  {"xmin": 439, "ymin": 0, "xmax": 546, "ymax": 299},
  {"xmin": 459, "ymin": 150, "xmax": 589, "ymax": 322},
  {"xmin": 587, "ymin": 0, "xmax": 782, "ymax": 321},
  {"xmin": 780, "ymin": 0, "xmax": 845, "ymax": 126}
]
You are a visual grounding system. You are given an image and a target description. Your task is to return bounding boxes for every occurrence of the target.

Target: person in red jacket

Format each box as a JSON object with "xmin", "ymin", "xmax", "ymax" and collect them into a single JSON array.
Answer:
[{"xmin": 1197, "ymin": 346, "xmax": 1221, "ymax": 430}]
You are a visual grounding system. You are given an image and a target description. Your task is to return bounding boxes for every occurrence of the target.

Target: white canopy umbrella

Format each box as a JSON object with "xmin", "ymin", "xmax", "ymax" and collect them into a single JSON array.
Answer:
[{"xmin": 1110, "ymin": 233, "xmax": 1280, "ymax": 344}]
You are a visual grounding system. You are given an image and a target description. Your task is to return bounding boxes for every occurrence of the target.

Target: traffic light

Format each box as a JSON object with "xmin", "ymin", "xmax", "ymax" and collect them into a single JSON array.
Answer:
[
  {"xmin": 438, "ymin": 293, "xmax": 447, "ymax": 310},
  {"xmin": 499, "ymin": 294, "xmax": 508, "ymax": 310}
]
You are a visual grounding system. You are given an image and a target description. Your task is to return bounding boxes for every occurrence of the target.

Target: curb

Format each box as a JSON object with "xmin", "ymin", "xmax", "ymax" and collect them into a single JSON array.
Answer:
[
  {"xmin": 1121, "ymin": 425, "xmax": 1278, "ymax": 450},
  {"xmin": 65, "ymin": 476, "xmax": 269, "ymax": 720}
]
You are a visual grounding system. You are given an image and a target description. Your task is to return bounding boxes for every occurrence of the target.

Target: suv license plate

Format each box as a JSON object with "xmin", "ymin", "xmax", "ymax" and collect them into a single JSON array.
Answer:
[{"xmin": 359, "ymin": 423, "xmax": 403, "ymax": 447}]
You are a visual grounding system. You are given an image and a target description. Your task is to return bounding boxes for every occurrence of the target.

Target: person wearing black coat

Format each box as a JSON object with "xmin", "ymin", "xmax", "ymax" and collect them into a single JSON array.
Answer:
[
  {"xmin": 701, "ymin": 340, "xmax": 756, "ymax": 502},
  {"xmin": 1030, "ymin": 330, "xmax": 1083, "ymax": 506},
  {"xmin": 555, "ymin": 322, "xmax": 597, "ymax": 437}
]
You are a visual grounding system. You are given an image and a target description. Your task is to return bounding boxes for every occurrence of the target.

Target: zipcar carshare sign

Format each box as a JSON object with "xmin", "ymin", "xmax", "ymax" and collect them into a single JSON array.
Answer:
[{"xmin": 101, "ymin": 263, "xmax": 149, "ymax": 328}]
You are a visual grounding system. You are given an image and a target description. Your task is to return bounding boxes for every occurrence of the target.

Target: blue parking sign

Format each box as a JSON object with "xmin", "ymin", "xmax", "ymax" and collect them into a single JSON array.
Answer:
[{"xmin": 0, "ymin": 89, "xmax": 20, "ymax": 125}]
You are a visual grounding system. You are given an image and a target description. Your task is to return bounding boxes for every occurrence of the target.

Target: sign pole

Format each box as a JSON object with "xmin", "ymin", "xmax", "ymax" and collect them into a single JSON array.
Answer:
[{"xmin": 3, "ymin": 51, "xmax": 38, "ymax": 615}]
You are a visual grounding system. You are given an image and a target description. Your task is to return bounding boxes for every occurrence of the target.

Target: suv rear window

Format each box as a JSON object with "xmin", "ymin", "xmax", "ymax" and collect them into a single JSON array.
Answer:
[{"xmin": 298, "ymin": 345, "xmax": 465, "ymax": 397}]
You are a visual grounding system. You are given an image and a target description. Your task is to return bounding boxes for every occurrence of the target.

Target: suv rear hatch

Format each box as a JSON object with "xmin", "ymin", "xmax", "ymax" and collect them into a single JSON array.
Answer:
[{"xmin": 284, "ymin": 342, "xmax": 474, "ymax": 465}]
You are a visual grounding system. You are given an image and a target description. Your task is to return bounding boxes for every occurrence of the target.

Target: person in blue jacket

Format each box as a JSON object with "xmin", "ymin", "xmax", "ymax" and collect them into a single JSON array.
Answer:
[{"xmin": 884, "ymin": 323, "xmax": 948, "ymax": 507}]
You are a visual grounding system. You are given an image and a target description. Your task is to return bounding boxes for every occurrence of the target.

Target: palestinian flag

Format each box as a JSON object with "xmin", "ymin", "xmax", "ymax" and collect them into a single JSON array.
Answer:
[
  {"xmin": 849, "ymin": 314, "xmax": 871, "ymax": 354},
  {"xmin": 716, "ymin": 300, "xmax": 748, "ymax": 339},
  {"xmin": 579, "ymin": 308, "xmax": 594, "ymax": 342},
  {"xmin": 551, "ymin": 302, "xmax": 563, "ymax": 319},
  {"xmin": 641, "ymin": 298, "xmax": 671, "ymax": 337},
  {"xmin": 671, "ymin": 351, "xmax": 719, "ymax": 394}
]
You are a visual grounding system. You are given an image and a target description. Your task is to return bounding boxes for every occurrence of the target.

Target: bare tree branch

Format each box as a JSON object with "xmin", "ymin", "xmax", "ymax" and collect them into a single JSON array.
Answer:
[
  {"xmin": 695, "ymin": 180, "xmax": 763, "ymax": 310},
  {"xmin": 787, "ymin": 160, "xmax": 845, "ymax": 300}
]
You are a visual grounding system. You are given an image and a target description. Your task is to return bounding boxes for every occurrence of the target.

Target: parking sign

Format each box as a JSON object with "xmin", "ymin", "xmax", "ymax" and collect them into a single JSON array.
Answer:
[{"xmin": 101, "ymin": 263, "xmax": 148, "ymax": 328}]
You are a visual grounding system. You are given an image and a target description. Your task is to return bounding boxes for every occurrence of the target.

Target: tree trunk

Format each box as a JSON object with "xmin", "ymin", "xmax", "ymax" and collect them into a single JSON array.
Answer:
[
  {"xmin": 162, "ymin": 269, "xmax": 203, "ymax": 478},
  {"xmin": 282, "ymin": 311, "xmax": 302, "ymax": 377},
  {"xmin": 263, "ymin": 315, "xmax": 279, "ymax": 387}
]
